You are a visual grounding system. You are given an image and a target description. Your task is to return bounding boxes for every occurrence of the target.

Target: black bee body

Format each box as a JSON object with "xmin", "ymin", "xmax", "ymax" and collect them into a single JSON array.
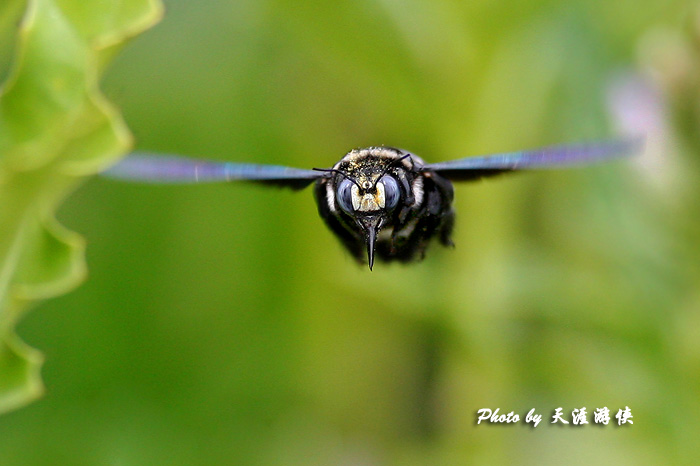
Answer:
[
  {"xmin": 105, "ymin": 138, "xmax": 640, "ymax": 270},
  {"xmin": 314, "ymin": 147, "xmax": 455, "ymax": 266}
]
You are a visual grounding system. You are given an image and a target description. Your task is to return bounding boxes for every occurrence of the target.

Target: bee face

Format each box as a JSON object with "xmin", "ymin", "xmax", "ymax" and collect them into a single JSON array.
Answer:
[{"xmin": 314, "ymin": 147, "xmax": 455, "ymax": 269}]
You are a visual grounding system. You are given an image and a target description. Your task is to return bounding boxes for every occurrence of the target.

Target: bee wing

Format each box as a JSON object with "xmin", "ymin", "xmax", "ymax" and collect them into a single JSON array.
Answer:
[
  {"xmin": 422, "ymin": 137, "xmax": 643, "ymax": 182},
  {"xmin": 103, "ymin": 152, "xmax": 324, "ymax": 189}
]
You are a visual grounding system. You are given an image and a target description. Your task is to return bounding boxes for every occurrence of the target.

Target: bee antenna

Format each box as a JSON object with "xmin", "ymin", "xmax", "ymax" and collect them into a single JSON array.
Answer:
[
  {"xmin": 313, "ymin": 167, "xmax": 362, "ymax": 189},
  {"xmin": 372, "ymin": 154, "xmax": 412, "ymax": 190}
]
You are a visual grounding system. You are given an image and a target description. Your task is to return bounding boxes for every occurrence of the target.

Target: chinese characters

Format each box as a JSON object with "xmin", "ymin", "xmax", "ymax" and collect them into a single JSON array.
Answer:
[{"xmin": 476, "ymin": 407, "xmax": 633, "ymax": 427}]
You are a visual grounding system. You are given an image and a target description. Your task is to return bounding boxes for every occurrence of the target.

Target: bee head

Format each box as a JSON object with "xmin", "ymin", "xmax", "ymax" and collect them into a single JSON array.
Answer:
[{"xmin": 333, "ymin": 168, "xmax": 403, "ymax": 269}]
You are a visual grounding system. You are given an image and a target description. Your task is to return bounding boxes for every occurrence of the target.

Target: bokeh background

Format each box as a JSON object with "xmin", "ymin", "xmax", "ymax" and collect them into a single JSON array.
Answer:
[{"xmin": 2, "ymin": 0, "xmax": 700, "ymax": 464}]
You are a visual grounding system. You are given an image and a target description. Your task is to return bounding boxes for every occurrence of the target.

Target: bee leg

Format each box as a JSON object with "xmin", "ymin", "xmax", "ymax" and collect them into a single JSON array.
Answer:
[{"xmin": 439, "ymin": 209, "xmax": 455, "ymax": 247}]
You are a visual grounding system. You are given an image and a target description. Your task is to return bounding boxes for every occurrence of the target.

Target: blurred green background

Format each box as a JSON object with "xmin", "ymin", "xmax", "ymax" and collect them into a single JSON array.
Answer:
[{"xmin": 2, "ymin": 0, "xmax": 700, "ymax": 464}]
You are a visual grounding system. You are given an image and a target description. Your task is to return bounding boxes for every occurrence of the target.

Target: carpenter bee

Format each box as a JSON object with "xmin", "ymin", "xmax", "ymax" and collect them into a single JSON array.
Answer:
[{"xmin": 105, "ymin": 138, "xmax": 641, "ymax": 269}]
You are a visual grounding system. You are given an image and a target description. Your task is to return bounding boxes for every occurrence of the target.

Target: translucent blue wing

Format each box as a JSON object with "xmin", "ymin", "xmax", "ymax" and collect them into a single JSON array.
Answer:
[
  {"xmin": 104, "ymin": 152, "xmax": 323, "ymax": 189},
  {"xmin": 423, "ymin": 137, "xmax": 643, "ymax": 182}
]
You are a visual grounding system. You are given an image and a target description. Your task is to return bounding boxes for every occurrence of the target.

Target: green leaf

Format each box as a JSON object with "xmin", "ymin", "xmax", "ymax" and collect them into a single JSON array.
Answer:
[
  {"xmin": 0, "ymin": 0, "xmax": 162, "ymax": 413},
  {"xmin": 0, "ymin": 0, "xmax": 27, "ymax": 84}
]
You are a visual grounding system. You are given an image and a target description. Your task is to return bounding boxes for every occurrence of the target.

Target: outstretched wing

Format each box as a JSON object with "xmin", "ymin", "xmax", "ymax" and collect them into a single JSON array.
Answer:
[
  {"xmin": 423, "ymin": 137, "xmax": 643, "ymax": 182},
  {"xmin": 103, "ymin": 152, "xmax": 324, "ymax": 189}
]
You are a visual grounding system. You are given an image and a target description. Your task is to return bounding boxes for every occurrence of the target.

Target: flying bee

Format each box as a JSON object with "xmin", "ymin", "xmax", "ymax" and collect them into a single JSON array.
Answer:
[{"xmin": 105, "ymin": 138, "xmax": 642, "ymax": 269}]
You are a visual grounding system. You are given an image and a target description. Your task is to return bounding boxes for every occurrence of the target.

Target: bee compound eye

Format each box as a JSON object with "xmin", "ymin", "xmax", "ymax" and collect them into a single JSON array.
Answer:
[
  {"xmin": 380, "ymin": 175, "xmax": 400, "ymax": 209},
  {"xmin": 336, "ymin": 178, "xmax": 355, "ymax": 213}
]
